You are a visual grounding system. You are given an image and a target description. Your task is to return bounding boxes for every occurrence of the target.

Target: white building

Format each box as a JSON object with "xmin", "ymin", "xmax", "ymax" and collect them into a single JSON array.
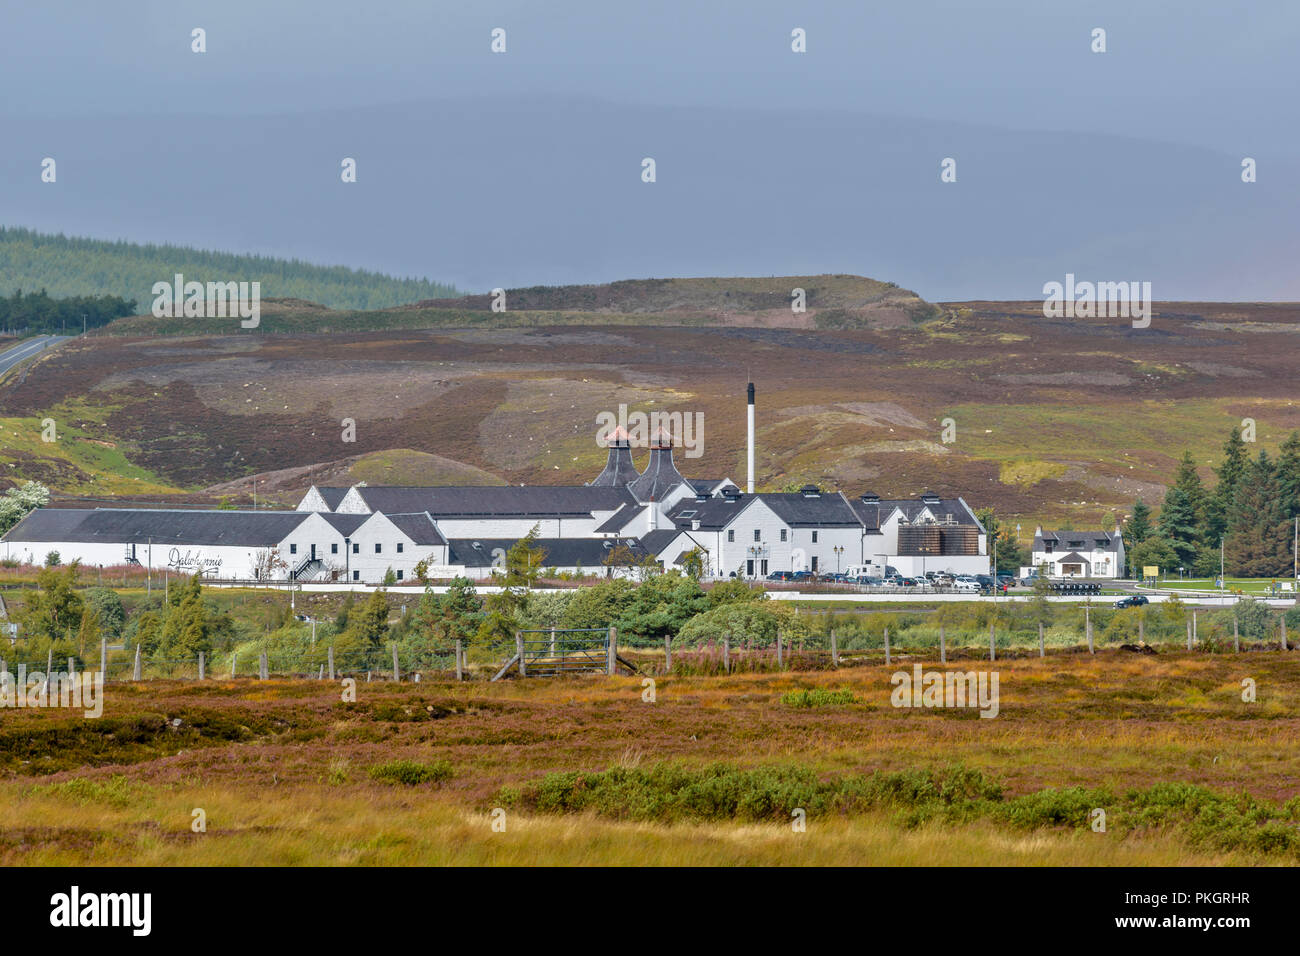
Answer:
[{"xmin": 1030, "ymin": 525, "xmax": 1125, "ymax": 578}]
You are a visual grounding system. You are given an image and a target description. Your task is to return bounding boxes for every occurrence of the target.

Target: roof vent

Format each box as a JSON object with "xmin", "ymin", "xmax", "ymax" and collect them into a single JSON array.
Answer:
[
  {"xmin": 800, "ymin": 484, "xmax": 821, "ymax": 497},
  {"xmin": 859, "ymin": 493, "xmax": 879, "ymax": 503},
  {"xmin": 920, "ymin": 492, "xmax": 942, "ymax": 504}
]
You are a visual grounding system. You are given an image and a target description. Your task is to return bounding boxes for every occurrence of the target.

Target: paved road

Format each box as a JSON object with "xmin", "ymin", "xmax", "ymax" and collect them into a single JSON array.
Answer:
[{"xmin": 0, "ymin": 334, "xmax": 69, "ymax": 377}]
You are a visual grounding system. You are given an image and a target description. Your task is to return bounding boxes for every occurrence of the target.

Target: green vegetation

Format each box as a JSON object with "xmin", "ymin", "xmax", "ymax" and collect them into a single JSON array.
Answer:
[
  {"xmin": 0, "ymin": 289, "xmax": 136, "ymax": 335},
  {"xmin": 0, "ymin": 226, "xmax": 457, "ymax": 311},
  {"xmin": 367, "ymin": 759, "xmax": 453, "ymax": 787},
  {"xmin": 1127, "ymin": 427, "xmax": 1300, "ymax": 578},
  {"xmin": 0, "ymin": 481, "xmax": 49, "ymax": 534},
  {"xmin": 781, "ymin": 688, "xmax": 859, "ymax": 707}
]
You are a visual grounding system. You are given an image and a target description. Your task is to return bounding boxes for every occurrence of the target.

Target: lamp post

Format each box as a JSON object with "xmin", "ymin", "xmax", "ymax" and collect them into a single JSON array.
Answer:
[{"xmin": 833, "ymin": 545, "xmax": 844, "ymax": 574}]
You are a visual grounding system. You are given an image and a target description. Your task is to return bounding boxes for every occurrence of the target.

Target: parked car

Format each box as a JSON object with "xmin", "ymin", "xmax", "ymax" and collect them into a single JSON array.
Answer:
[
  {"xmin": 1114, "ymin": 595, "xmax": 1149, "ymax": 609},
  {"xmin": 953, "ymin": 579, "xmax": 979, "ymax": 593},
  {"xmin": 856, "ymin": 575, "xmax": 885, "ymax": 587},
  {"xmin": 974, "ymin": 574, "xmax": 995, "ymax": 589},
  {"xmin": 766, "ymin": 570, "xmax": 795, "ymax": 581},
  {"xmin": 995, "ymin": 572, "xmax": 1017, "ymax": 588},
  {"xmin": 791, "ymin": 570, "xmax": 815, "ymax": 581}
]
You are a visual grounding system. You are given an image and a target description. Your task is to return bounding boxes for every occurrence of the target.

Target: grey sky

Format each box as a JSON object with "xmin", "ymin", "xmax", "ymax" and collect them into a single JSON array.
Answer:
[{"xmin": 2, "ymin": 1, "xmax": 1295, "ymax": 299}]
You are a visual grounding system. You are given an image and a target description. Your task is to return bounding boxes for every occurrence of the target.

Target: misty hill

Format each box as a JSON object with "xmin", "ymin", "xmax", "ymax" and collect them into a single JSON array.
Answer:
[
  {"xmin": 101, "ymin": 274, "xmax": 938, "ymax": 335},
  {"xmin": 0, "ymin": 227, "xmax": 458, "ymax": 311}
]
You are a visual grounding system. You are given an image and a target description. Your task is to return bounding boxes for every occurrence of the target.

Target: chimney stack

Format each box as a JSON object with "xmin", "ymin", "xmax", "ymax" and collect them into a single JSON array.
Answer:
[{"xmin": 746, "ymin": 382, "xmax": 755, "ymax": 494}]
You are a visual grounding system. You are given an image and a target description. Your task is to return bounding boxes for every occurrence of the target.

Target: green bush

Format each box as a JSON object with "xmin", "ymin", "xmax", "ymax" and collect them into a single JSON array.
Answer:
[
  {"xmin": 781, "ymin": 688, "xmax": 858, "ymax": 707},
  {"xmin": 367, "ymin": 759, "xmax": 453, "ymax": 787}
]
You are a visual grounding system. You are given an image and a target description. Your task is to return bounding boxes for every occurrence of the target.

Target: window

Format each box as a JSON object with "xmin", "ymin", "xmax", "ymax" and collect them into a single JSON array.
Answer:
[
  {"xmin": 331, "ymin": 543, "xmax": 338, "ymax": 554},
  {"xmin": 289, "ymin": 544, "xmax": 297, "ymax": 555},
  {"xmin": 397, "ymin": 542, "xmax": 404, "ymax": 553},
  {"xmin": 779, "ymin": 529, "xmax": 787, "ymax": 542},
  {"xmin": 352, "ymin": 570, "xmax": 360, "ymax": 581},
  {"xmin": 375, "ymin": 543, "xmax": 382, "ymax": 554},
  {"xmin": 727, "ymin": 530, "xmax": 735, "ymax": 542},
  {"xmin": 753, "ymin": 529, "xmax": 761, "ymax": 542},
  {"xmin": 812, "ymin": 531, "xmax": 819, "ymax": 543},
  {"xmin": 812, "ymin": 556, "xmax": 819, "ymax": 572},
  {"xmin": 396, "ymin": 570, "xmax": 404, "ymax": 580},
  {"xmin": 352, "ymin": 543, "xmax": 359, "ymax": 554}
]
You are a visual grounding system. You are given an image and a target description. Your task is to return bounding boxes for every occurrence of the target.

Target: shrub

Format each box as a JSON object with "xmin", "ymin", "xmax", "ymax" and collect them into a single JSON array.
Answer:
[
  {"xmin": 781, "ymin": 688, "xmax": 858, "ymax": 707},
  {"xmin": 367, "ymin": 759, "xmax": 453, "ymax": 786}
]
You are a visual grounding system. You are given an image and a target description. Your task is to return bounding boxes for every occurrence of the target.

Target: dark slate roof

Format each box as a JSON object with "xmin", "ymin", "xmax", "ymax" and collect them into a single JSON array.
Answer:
[
  {"xmin": 1055, "ymin": 551, "xmax": 1091, "ymax": 564},
  {"xmin": 1035, "ymin": 530, "xmax": 1122, "ymax": 553},
  {"xmin": 594, "ymin": 504, "xmax": 646, "ymax": 534},
  {"xmin": 447, "ymin": 537, "xmax": 649, "ymax": 568},
  {"xmin": 589, "ymin": 442, "xmax": 640, "ymax": 487},
  {"xmin": 759, "ymin": 492, "xmax": 862, "ymax": 528},
  {"xmin": 384, "ymin": 512, "xmax": 447, "ymax": 545},
  {"xmin": 1, "ymin": 508, "xmax": 95, "ymax": 543},
  {"xmin": 2, "ymin": 508, "xmax": 312, "ymax": 547},
  {"xmin": 313, "ymin": 486, "xmax": 351, "ymax": 511},
  {"xmin": 627, "ymin": 447, "xmax": 687, "ymax": 503},
  {"xmin": 640, "ymin": 528, "xmax": 693, "ymax": 556},
  {"xmin": 851, "ymin": 496, "xmax": 981, "ymax": 530},
  {"xmin": 320, "ymin": 513, "xmax": 368, "ymax": 536},
  {"xmin": 354, "ymin": 485, "xmax": 635, "ymax": 517},
  {"xmin": 686, "ymin": 478, "xmax": 736, "ymax": 495},
  {"xmin": 666, "ymin": 494, "xmax": 758, "ymax": 530}
]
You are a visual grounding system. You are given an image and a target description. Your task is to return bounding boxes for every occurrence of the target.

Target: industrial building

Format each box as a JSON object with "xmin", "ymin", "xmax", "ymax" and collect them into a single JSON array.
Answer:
[{"xmin": 1, "ymin": 384, "xmax": 989, "ymax": 584}]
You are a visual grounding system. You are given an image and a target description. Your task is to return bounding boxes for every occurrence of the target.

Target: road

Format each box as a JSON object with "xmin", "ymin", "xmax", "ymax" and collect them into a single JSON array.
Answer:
[{"xmin": 0, "ymin": 334, "xmax": 69, "ymax": 377}]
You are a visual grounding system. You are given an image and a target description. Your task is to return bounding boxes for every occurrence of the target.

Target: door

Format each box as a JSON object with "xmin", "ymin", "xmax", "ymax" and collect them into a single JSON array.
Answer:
[
  {"xmin": 310, "ymin": 544, "xmax": 317, "ymax": 560},
  {"xmin": 746, "ymin": 559, "xmax": 754, "ymax": 577}
]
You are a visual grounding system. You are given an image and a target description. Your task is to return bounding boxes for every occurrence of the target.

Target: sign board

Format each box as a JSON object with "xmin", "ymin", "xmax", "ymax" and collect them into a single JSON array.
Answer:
[{"xmin": 1143, "ymin": 566, "xmax": 1159, "ymax": 579}]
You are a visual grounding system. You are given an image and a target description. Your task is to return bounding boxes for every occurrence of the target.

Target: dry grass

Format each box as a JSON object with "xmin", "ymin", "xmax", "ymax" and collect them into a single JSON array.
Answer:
[{"xmin": 1, "ymin": 651, "xmax": 1297, "ymax": 865}]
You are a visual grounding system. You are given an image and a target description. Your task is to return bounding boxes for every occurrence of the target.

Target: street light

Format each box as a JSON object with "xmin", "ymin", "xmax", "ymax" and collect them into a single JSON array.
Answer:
[{"xmin": 833, "ymin": 545, "xmax": 844, "ymax": 573}]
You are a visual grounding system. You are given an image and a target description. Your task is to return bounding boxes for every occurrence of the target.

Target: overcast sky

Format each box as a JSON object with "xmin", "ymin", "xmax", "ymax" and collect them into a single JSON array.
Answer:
[{"xmin": 2, "ymin": 1, "xmax": 1296, "ymax": 299}]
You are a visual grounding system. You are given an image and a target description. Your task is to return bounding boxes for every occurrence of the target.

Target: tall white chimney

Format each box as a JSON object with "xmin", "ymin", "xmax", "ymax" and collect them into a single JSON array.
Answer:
[{"xmin": 746, "ymin": 382, "xmax": 755, "ymax": 494}]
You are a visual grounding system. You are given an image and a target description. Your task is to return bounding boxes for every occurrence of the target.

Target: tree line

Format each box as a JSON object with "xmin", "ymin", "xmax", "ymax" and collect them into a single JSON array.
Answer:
[
  {"xmin": 0, "ymin": 289, "xmax": 137, "ymax": 335},
  {"xmin": 0, "ymin": 226, "xmax": 458, "ymax": 312},
  {"xmin": 1126, "ymin": 427, "xmax": 1300, "ymax": 578}
]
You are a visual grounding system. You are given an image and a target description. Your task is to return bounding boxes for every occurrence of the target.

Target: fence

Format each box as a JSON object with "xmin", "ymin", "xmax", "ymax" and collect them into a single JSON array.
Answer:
[{"xmin": 1, "ymin": 607, "xmax": 1292, "ymax": 684}]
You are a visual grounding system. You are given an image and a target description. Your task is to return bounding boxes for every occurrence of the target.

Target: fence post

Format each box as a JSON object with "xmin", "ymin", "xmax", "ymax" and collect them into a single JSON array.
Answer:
[
  {"xmin": 550, "ymin": 626, "xmax": 556, "ymax": 656},
  {"xmin": 664, "ymin": 635, "xmax": 672, "ymax": 673},
  {"xmin": 455, "ymin": 640, "xmax": 463, "ymax": 681},
  {"xmin": 318, "ymin": 664, "xmax": 324, "ymax": 679},
  {"xmin": 1186, "ymin": 618, "xmax": 1192, "ymax": 651},
  {"xmin": 198, "ymin": 651, "xmax": 205, "ymax": 681},
  {"xmin": 1138, "ymin": 616, "xmax": 1144, "ymax": 644},
  {"xmin": 606, "ymin": 626, "xmax": 616, "ymax": 676},
  {"xmin": 132, "ymin": 645, "xmax": 142, "ymax": 681},
  {"xmin": 939, "ymin": 623, "xmax": 946, "ymax": 664},
  {"xmin": 1038, "ymin": 621, "xmax": 1044, "ymax": 658},
  {"xmin": 1282, "ymin": 616, "xmax": 1289, "ymax": 652},
  {"xmin": 1234, "ymin": 616, "xmax": 1240, "ymax": 653},
  {"xmin": 47, "ymin": 648, "xmax": 53, "ymax": 681},
  {"xmin": 776, "ymin": 633, "xmax": 783, "ymax": 669},
  {"xmin": 68, "ymin": 656, "xmax": 75, "ymax": 677},
  {"xmin": 723, "ymin": 635, "xmax": 730, "ymax": 674},
  {"xmin": 328, "ymin": 645, "xmax": 335, "ymax": 681},
  {"xmin": 1193, "ymin": 609, "xmax": 1198, "ymax": 649},
  {"xmin": 989, "ymin": 620, "xmax": 995, "ymax": 662},
  {"xmin": 231, "ymin": 653, "xmax": 236, "ymax": 679},
  {"xmin": 1086, "ymin": 606, "xmax": 1093, "ymax": 654},
  {"xmin": 100, "ymin": 638, "xmax": 107, "ymax": 677},
  {"xmin": 830, "ymin": 630, "xmax": 839, "ymax": 667},
  {"xmin": 884, "ymin": 626, "xmax": 891, "ymax": 667},
  {"xmin": 259, "ymin": 652, "xmax": 268, "ymax": 681},
  {"xmin": 517, "ymin": 631, "xmax": 526, "ymax": 678},
  {"xmin": 366, "ymin": 671, "xmax": 371, "ymax": 683},
  {"xmin": 391, "ymin": 644, "xmax": 400, "ymax": 683}
]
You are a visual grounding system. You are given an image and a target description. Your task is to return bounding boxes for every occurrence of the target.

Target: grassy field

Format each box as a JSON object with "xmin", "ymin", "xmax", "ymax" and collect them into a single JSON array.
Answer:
[{"xmin": 3, "ymin": 652, "xmax": 1298, "ymax": 865}]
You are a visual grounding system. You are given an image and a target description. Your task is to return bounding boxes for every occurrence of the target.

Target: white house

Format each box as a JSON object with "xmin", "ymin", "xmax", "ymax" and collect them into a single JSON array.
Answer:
[{"xmin": 1030, "ymin": 525, "xmax": 1125, "ymax": 578}]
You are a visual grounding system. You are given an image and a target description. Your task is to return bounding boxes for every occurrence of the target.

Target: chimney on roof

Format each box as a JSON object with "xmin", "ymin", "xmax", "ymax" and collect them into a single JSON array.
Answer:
[
  {"xmin": 590, "ymin": 425, "xmax": 638, "ymax": 487},
  {"xmin": 746, "ymin": 382, "xmax": 755, "ymax": 494}
]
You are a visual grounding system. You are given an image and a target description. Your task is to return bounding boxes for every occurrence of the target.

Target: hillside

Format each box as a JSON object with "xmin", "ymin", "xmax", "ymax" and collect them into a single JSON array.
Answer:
[
  {"xmin": 4, "ymin": 288, "xmax": 1299, "ymax": 527},
  {"xmin": 101, "ymin": 274, "xmax": 937, "ymax": 335},
  {"xmin": 0, "ymin": 226, "xmax": 458, "ymax": 311}
]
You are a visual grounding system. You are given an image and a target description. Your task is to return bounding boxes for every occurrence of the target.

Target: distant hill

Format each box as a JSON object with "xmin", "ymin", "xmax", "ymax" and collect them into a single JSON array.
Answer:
[
  {"xmin": 0, "ymin": 226, "xmax": 458, "ymax": 311},
  {"xmin": 103, "ymin": 274, "xmax": 939, "ymax": 334}
]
